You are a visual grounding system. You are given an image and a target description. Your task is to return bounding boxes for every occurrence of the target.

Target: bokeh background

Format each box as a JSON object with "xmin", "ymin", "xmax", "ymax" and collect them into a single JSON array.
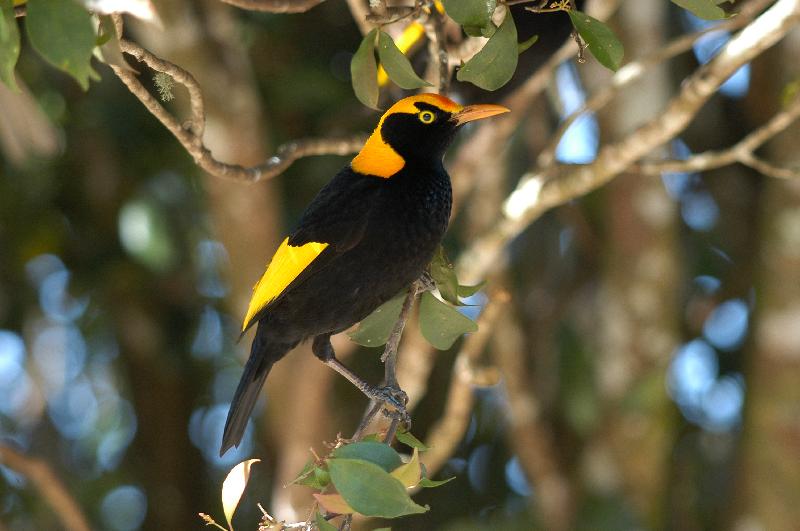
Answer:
[{"xmin": 1, "ymin": 0, "xmax": 799, "ymax": 530}]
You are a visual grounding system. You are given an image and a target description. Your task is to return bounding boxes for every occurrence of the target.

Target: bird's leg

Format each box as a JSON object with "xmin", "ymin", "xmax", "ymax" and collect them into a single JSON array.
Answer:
[{"xmin": 312, "ymin": 335, "xmax": 410, "ymax": 427}]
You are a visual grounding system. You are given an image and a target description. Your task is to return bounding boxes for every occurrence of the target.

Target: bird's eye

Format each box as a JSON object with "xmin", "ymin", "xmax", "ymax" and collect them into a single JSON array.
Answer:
[{"xmin": 418, "ymin": 110, "xmax": 436, "ymax": 124}]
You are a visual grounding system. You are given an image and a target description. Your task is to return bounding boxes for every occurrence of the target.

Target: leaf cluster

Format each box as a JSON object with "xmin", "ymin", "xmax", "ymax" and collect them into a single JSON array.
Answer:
[
  {"xmin": 347, "ymin": 0, "xmax": 731, "ymax": 103},
  {"xmin": 349, "ymin": 245, "xmax": 479, "ymax": 351}
]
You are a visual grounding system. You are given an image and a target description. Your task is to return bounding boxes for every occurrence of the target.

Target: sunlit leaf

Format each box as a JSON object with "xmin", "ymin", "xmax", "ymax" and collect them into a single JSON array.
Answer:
[
  {"xmin": 351, "ymin": 28, "xmax": 379, "ymax": 109},
  {"xmin": 314, "ymin": 511, "xmax": 338, "ymax": 531},
  {"xmin": 396, "ymin": 430, "xmax": 429, "ymax": 451},
  {"xmin": 518, "ymin": 34, "xmax": 539, "ymax": 54},
  {"xmin": 671, "ymin": 0, "xmax": 726, "ymax": 20},
  {"xmin": 328, "ymin": 458, "xmax": 428, "ymax": 518},
  {"xmin": 332, "ymin": 441, "xmax": 403, "ymax": 472},
  {"xmin": 567, "ymin": 10, "xmax": 624, "ymax": 71},
  {"xmin": 419, "ymin": 476, "xmax": 455, "ymax": 488},
  {"xmin": 221, "ymin": 459, "xmax": 260, "ymax": 530},
  {"xmin": 0, "ymin": 0, "xmax": 20, "ymax": 90},
  {"xmin": 377, "ymin": 31, "xmax": 431, "ymax": 90},
  {"xmin": 429, "ymin": 246, "xmax": 459, "ymax": 305},
  {"xmin": 442, "ymin": 0, "xmax": 496, "ymax": 28},
  {"xmin": 456, "ymin": 13, "xmax": 518, "ymax": 91},
  {"xmin": 313, "ymin": 493, "xmax": 355, "ymax": 515},
  {"xmin": 419, "ymin": 292, "xmax": 478, "ymax": 350},
  {"xmin": 390, "ymin": 448, "xmax": 421, "ymax": 488},
  {"xmin": 26, "ymin": 0, "xmax": 99, "ymax": 90},
  {"xmin": 348, "ymin": 292, "xmax": 405, "ymax": 347}
]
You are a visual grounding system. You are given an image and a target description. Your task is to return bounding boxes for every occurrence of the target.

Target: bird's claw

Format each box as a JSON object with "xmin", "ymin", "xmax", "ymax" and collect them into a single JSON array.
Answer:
[{"xmin": 368, "ymin": 385, "xmax": 411, "ymax": 428}]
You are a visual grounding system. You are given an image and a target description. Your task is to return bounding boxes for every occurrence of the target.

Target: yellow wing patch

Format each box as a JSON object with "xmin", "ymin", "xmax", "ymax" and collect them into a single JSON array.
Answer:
[{"xmin": 241, "ymin": 238, "xmax": 329, "ymax": 332}]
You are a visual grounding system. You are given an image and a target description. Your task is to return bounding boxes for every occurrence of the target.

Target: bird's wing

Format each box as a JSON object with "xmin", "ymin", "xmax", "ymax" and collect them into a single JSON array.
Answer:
[{"xmin": 241, "ymin": 168, "xmax": 382, "ymax": 333}]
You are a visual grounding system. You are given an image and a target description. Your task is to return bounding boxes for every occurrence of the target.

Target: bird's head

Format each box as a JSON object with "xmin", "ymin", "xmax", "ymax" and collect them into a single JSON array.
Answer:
[{"xmin": 351, "ymin": 94, "xmax": 509, "ymax": 178}]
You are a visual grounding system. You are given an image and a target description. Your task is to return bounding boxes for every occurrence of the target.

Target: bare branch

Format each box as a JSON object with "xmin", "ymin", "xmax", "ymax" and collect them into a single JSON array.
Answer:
[
  {"xmin": 636, "ymin": 85, "xmax": 800, "ymax": 179},
  {"xmin": 218, "ymin": 0, "xmax": 326, "ymax": 13},
  {"xmin": 536, "ymin": 0, "xmax": 774, "ymax": 168},
  {"xmin": 0, "ymin": 445, "xmax": 91, "ymax": 531},
  {"xmin": 421, "ymin": 292, "xmax": 507, "ymax": 478},
  {"xmin": 458, "ymin": 0, "xmax": 800, "ymax": 284},
  {"xmin": 110, "ymin": 16, "xmax": 364, "ymax": 183}
]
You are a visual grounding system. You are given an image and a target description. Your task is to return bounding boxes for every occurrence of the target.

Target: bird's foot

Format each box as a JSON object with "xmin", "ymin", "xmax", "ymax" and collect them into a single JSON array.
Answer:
[{"xmin": 366, "ymin": 385, "xmax": 411, "ymax": 428}]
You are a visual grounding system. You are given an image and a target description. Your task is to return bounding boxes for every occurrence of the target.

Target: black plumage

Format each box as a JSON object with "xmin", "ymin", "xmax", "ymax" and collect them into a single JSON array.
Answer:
[{"xmin": 221, "ymin": 94, "xmax": 508, "ymax": 455}]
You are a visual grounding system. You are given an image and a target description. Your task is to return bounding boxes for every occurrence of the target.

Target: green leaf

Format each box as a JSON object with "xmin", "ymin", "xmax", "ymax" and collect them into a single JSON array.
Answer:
[
  {"xmin": 332, "ymin": 441, "xmax": 403, "ymax": 472},
  {"xmin": 457, "ymin": 281, "xmax": 485, "ymax": 298},
  {"xmin": 377, "ymin": 31, "xmax": 431, "ymax": 90},
  {"xmin": 442, "ymin": 0, "xmax": 496, "ymax": 28},
  {"xmin": 518, "ymin": 34, "xmax": 539, "ymax": 54},
  {"xmin": 26, "ymin": 0, "xmax": 99, "ymax": 89},
  {"xmin": 567, "ymin": 10, "xmax": 624, "ymax": 71},
  {"xmin": 0, "ymin": 0, "xmax": 20, "ymax": 90},
  {"xmin": 419, "ymin": 476, "xmax": 455, "ymax": 488},
  {"xmin": 671, "ymin": 0, "xmax": 726, "ymax": 20},
  {"xmin": 456, "ymin": 13, "xmax": 518, "ymax": 91},
  {"xmin": 315, "ymin": 511, "xmax": 338, "ymax": 531},
  {"xmin": 292, "ymin": 460, "xmax": 330, "ymax": 489},
  {"xmin": 419, "ymin": 292, "xmax": 478, "ymax": 350},
  {"xmin": 351, "ymin": 28, "xmax": 379, "ymax": 109},
  {"xmin": 396, "ymin": 430, "xmax": 429, "ymax": 451},
  {"xmin": 314, "ymin": 493, "xmax": 355, "ymax": 515},
  {"xmin": 429, "ymin": 246, "xmax": 459, "ymax": 305},
  {"xmin": 390, "ymin": 448, "xmax": 421, "ymax": 488},
  {"xmin": 328, "ymin": 459, "xmax": 428, "ymax": 518},
  {"xmin": 348, "ymin": 292, "xmax": 405, "ymax": 347}
]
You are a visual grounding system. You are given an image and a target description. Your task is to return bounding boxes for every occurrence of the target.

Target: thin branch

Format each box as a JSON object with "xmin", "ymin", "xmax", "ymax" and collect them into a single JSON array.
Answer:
[
  {"xmin": 536, "ymin": 0, "xmax": 774, "ymax": 168},
  {"xmin": 458, "ymin": 0, "xmax": 800, "ymax": 284},
  {"xmin": 422, "ymin": 3, "xmax": 450, "ymax": 94},
  {"xmin": 635, "ymin": 85, "xmax": 800, "ymax": 179},
  {"xmin": 218, "ymin": 0, "xmax": 326, "ymax": 13},
  {"xmin": 345, "ymin": 0, "xmax": 373, "ymax": 35},
  {"xmin": 0, "ymin": 445, "xmax": 91, "ymax": 531},
  {"xmin": 109, "ymin": 16, "xmax": 364, "ymax": 183}
]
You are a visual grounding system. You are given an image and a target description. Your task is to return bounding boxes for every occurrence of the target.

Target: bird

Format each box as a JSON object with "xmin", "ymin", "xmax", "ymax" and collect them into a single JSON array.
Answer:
[{"xmin": 220, "ymin": 94, "xmax": 509, "ymax": 456}]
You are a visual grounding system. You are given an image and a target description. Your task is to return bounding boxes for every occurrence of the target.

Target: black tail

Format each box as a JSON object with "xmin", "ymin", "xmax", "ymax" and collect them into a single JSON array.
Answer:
[{"xmin": 220, "ymin": 327, "xmax": 293, "ymax": 456}]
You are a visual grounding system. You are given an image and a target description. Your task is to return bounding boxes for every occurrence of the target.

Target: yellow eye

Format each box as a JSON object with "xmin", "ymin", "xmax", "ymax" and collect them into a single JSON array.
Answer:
[{"xmin": 419, "ymin": 110, "xmax": 436, "ymax": 124}]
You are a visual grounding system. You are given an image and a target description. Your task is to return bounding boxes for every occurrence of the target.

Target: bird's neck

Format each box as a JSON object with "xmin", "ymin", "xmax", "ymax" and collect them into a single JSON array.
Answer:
[{"xmin": 351, "ymin": 129, "xmax": 405, "ymax": 178}]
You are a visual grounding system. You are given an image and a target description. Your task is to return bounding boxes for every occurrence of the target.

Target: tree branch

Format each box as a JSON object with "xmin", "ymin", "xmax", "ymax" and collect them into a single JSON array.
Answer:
[
  {"xmin": 635, "ymin": 85, "xmax": 800, "ymax": 179},
  {"xmin": 420, "ymin": 292, "xmax": 507, "ymax": 478},
  {"xmin": 0, "ymin": 445, "xmax": 91, "ymax": 531},
  {"xmin": 536, "ymin": 0, "xmax": 774, "ymax": 168},
  {"xmin": 458, "ymin": 0, "xmax": 800, "ymax": 284},
  {"xmin": 109, "ymin": 16, "xmax": 364, "ymax": 183},
  {"xmin": 218, "ymin": 0, "xmax": 326, "ymax": 13}
]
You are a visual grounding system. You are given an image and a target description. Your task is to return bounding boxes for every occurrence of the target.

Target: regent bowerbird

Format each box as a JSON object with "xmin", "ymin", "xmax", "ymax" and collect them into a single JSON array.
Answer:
[{"xmin": 221, "ymin": 93, "xmax": 509, "ymax": 456}]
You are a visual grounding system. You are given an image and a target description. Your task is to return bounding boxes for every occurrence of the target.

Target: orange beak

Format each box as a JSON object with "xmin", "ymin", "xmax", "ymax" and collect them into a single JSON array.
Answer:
[{"xmin": 451, "ymin": 103, "xmax": 510, "ymax": 125}]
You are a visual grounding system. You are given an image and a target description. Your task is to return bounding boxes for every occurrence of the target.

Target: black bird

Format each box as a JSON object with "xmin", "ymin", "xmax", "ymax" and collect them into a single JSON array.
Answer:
[{"xmin": 221, "ymin": 94, "xmax": 508, "ymax": 455}]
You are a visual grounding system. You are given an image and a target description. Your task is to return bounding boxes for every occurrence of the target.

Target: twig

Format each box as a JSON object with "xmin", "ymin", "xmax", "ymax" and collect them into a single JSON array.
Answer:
[
  {"xmin": 0, "ymin": 445, "xmax": 91, "ymax": 531},
  {"xmin": 635, "ymin": 85, "xmax": 800, "ymax": 179},
  {"xmin": 536, "ymin": 0, "xmax": 774, "ymax": 168},
  {"xmin": 109, "ymin": 16, "xmax": 365, "ymax": 183},
  {"xmin": 219, "ymin": 0, "xmax": 326, "ymax": 12}
]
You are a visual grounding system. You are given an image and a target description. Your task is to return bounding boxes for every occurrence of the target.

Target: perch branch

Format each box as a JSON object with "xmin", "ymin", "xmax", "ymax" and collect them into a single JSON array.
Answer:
[
  {"xmin": 109, "ymin": 16, "xmax": 364, "ymax": 183},
  {"xmin": 0, "ymin": 445, "xmax": 91, "ymax": 531}
]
